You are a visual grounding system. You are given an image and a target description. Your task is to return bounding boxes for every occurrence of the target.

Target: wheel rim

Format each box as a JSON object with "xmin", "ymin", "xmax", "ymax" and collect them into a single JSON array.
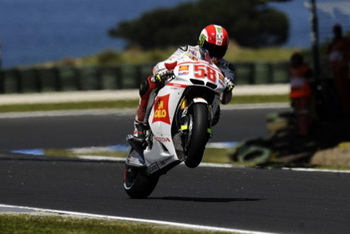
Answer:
[{"xmin": 123, "ymin": 165, "xmax": 137, "ymax": 189}]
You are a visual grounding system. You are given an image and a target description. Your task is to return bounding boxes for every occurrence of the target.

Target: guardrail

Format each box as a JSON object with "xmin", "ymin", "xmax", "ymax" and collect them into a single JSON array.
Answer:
[{"xmin": 0, "ymin": 62, "xmax": 290, "ymax": 94}]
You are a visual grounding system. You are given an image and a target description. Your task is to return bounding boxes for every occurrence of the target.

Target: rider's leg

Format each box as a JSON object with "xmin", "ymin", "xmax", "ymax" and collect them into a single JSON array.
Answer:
[{"xmin": 133, "ymin": 76, "xmax": 161, "ymax": 142}]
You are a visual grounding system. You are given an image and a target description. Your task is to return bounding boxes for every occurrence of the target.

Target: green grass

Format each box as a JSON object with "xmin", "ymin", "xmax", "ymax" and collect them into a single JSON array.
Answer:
[
  {"xmin": 227, "ymin": 45, "xmax": 294, "ymax": 63},
  {"xmin": 66, "ymin": 43, "xmax": 295, "ymax": 67},
  {"xmin": 203, "ymin": 148, "xmax": 233, "ymax": 164},
  {"xmin": 0, "ymin": 100, "xmax": 139, "ymax": 113},
  {"xmin": 44, "ymin": 148, "xmax": 128, "ymax": 158},
  {"xmin": 40, "ymin": 146, "xmax": 233, "ymax": 164},
  {"xmin": 38, "ymin": 43, "xmax": 296, "ymax": 68},
  {"xmin": 0, "ymin": 94, "xmax": 288, "ymax": 113},
  {"xmin": 231, "ymin": 94, "xmax": 288, "ymax": 105},
  {"xmin": 0, "ymin": 214, "xmax": 229, "ymax": 234}
]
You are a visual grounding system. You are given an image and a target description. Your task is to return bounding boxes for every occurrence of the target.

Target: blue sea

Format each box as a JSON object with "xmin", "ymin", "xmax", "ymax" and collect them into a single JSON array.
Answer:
[{"xmin": 0, "ymin": 0, "xmax": 349, "ymax": 68}]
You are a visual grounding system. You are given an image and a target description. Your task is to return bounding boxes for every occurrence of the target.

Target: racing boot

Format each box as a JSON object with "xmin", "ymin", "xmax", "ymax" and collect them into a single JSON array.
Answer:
[
  {"xmin": 126, "ymin": 134, "xmax": 146, "ymax": 167},
  {"xmin": 133, "ymin": 120, "xmax": 148, "ymax": 144}
]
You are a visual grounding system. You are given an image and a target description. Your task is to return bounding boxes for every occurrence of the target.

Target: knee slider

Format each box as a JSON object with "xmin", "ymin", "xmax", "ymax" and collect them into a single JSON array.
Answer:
[{"xmin": 139, "ymin": 79, "xmax": 149, "ymax": 96}]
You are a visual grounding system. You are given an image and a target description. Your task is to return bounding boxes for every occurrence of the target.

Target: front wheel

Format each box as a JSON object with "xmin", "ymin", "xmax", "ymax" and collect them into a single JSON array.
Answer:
[
  {"xmin": 184, "ymin": 103, "xmax": 210, "ymax": 168},
  {"xmin": 123, "ymin": 164, "xmax": 159, "ymax": 199}
]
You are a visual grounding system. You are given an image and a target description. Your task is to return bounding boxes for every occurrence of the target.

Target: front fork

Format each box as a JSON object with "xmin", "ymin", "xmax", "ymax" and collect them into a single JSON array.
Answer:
[{"xmin": 179, "ymin": 98, "xmax": 213, "ymax": 139}]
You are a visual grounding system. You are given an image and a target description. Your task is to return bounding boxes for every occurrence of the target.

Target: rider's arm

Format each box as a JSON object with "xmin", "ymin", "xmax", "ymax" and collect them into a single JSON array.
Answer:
[
  {"xmin": 152, "ymin": 60, "xmax": 177, "ymax": 83},
  {"xmin": 152, "ymin": 46, "xmax": 187, "ymax": 77},
  {"xmin": 222, "ymin": 92, "xmax": 232, "ymax": 105},
  {"xmin": 219, "ymin": 60, "xmax": 235, "ymax": 104}
]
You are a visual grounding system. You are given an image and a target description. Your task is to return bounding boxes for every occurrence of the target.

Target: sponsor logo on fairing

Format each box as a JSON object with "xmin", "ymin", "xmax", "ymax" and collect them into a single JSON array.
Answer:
[
  {"xmin": 158, "ymin": 157, "xmax": 173, "ymax": 167},
  {"xmin": 147, "ymin": 163, "xmax": 159, "ymax": 174},
  {"xmin": 154, "ymin": 137, "xmax": 171, "ymax": 142},
  {"xmin": 179, "ymin": 65, "xmax": 189, "ymax": 71},
  {"xmin": 152, "ymin": 94, "xmax": 171, "ymax": 124}
]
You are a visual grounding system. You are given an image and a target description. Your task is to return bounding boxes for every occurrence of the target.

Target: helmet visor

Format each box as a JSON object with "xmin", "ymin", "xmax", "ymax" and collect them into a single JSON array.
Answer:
[{"xmin": 203, "ymin": 41, "xmax": 227, "ymax": 59}]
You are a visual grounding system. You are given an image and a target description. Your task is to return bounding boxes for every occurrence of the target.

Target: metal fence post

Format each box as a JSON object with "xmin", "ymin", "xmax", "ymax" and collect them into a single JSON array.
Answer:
[
  {"xmin": 14, "ymin": 69, "xmax": 23, "ymax": 93},
  {"xmin": 74, "ymin": 67, "xmax": 83, "ymax": 91},
  {"xmin": 134, "ymin": 65, "xmax": 143, "ymax": 88},
  {"xmin": 53, "ymin": 67, "xmax": 62, "ymax": 91},
  {"xmin": 33, "ymin": 68, "xmax": 42, "ymax": 92},
  {"xmin": 310, "ymin": 0, "xmax": 320, "ymax": 80},
  {"xmin": 95, "ymin": 67, "xmax": 103, "ymax": 90},
  {"xmin": 267, "ymin": 63, "xmax": 274, "ymax": 83},
  {"xmin": 0, "ymin": 70, "xmax": 4, "ymax": 94},
  {"xmin": 249, "ymin": 63, "xmax": 256, "ymax": 84},
  {"xmin": 115, "ymin": 66, "xmax": 123, "ymax": 89}
]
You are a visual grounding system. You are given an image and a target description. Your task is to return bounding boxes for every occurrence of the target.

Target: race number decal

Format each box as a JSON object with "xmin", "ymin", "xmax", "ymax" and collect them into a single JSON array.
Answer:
[
  {"xmin": 152, "ymin": 94, "xmax": 171, "ymax": 124},
  {"xmin": 192, "ymin": 63, "xmax": 219, "ymax": 82}
]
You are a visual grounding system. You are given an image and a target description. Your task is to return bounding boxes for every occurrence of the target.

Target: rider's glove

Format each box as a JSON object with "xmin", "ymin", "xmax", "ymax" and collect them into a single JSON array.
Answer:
[
  {"xmin": 224, "ymin": 77, "xmax": 235, "ymax": 93},
  {"xmin": 152, "ymin": 68, "xmax": 171, "ymax": 83}
]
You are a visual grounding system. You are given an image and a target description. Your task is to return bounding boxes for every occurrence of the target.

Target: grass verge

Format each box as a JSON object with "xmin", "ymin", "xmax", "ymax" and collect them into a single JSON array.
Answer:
[
  {"xmin": 0, "ymin": 100, "xmax": 139, "ymax": 113},
  {"xmin": 0, "ymin": 214, "xmax": 229, "ymax": 234},
  {"xmin": 42, "ymin": 146, "xmax": 234, "ymax": 164}
]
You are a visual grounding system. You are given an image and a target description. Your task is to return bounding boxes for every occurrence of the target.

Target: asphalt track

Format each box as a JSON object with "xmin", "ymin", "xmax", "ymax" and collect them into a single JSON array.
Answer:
[
  {"xmin": 0, "ymin": 105, "xmax": 280, "ymax": 150},
  {"xmin": 1, "ymin": 106, "xmax": 350, "ymax": 233}
]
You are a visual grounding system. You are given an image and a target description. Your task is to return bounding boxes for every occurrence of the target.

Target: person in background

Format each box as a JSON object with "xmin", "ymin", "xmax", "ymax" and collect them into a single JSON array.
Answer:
[
  {"xmin": 132, "ymin": 24, "xmax": 235, "ymax": 143},
  {"xmin": 327, "ymin": 24, "xmax": 350, "ymax": 117},
  {"xmin": 289, "ymin": 52, "xmax": 314, "ymax": 136}
]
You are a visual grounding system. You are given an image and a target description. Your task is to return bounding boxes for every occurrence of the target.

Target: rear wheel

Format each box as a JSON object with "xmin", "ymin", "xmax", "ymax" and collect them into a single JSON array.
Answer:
[
  {"xmin": 184, "ymin": 103, "xmax": 210, "ymax": 168},
  {"xmin": 123, "ymin": 163, "xmax": 159, "ymax": 199}
]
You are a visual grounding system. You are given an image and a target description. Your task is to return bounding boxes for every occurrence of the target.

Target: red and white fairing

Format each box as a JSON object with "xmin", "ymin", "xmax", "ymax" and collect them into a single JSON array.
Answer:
[{"xmin": 145, "ymin": 59, "xmax": 226, "ymax": 167}]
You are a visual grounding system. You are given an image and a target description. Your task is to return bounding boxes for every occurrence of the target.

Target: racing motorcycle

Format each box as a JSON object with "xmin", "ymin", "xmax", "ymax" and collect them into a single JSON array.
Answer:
[{"xmin": 123, "ymin": 58, "xmax": 227, "ymax": 198}]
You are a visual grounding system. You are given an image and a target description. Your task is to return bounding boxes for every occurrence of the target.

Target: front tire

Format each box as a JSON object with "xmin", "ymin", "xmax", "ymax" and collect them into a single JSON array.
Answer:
[{"xmin": 185, "ymin": 103, "xmax": 210, "ymax": 168}]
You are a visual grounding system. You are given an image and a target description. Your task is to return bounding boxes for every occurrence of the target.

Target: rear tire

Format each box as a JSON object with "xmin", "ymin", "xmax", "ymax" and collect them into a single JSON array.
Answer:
[
  {"xmin": 123, "ymin": 164, "xmax": 159, "ymax": 199},
  {"xmin": 185, "ymin": 103, "xmax": 209, "ymax": 168}
]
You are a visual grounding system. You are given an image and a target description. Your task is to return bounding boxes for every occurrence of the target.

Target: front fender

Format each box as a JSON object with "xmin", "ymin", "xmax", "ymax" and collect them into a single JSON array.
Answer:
[{"xmin": 192, "ymin": 97, "xmax": 208, "ymax": 105}]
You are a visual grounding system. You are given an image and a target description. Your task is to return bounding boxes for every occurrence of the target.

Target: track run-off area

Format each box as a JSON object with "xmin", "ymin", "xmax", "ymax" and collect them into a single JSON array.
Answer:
[{"xmin": 0, "ymin": 87, "xmax": 349, "ymax": 233}]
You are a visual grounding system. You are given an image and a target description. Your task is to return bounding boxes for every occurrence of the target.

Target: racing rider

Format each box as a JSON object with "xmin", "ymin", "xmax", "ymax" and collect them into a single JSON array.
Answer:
[{"xmin": 133, "ymin": 24, "xmax": 235, "ymax": 143}]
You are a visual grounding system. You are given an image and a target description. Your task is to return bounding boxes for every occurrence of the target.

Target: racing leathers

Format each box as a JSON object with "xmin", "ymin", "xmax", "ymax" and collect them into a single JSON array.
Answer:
[{"xmin": 133, "ymin": 45, "xmax": 235, "ymax": 141}]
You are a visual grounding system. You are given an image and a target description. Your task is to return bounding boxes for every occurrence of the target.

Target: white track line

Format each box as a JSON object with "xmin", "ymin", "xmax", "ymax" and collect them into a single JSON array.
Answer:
[
  {"xmin": 201, "ymin": 162, "xmax": 350, "ymax": 174},
  {"xmin": 282, "ymin": 167, "xmax": 350, "ymax": 174},
  {"xmin": 0, "ymin": 204, "xmax": 272, "ymax": 234}
]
